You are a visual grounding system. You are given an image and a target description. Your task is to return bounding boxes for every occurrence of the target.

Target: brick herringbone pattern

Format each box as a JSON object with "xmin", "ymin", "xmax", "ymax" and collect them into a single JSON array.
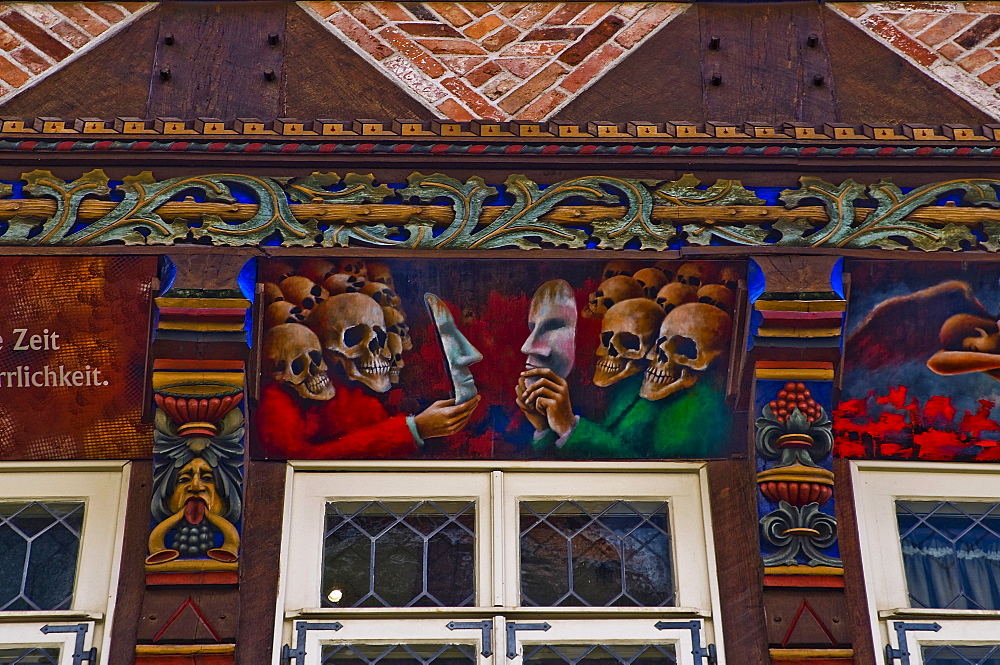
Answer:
[
  {"xmin": 301, "ymin": 1, "xmax": 687, "ymax": 120},
  {"xmin": 831, "ymin": 2, "xmax": 1000, "ymax": 119},
  {"xmin": 0, "ymin": 2, "xmax": 155, "ymax": 103}
]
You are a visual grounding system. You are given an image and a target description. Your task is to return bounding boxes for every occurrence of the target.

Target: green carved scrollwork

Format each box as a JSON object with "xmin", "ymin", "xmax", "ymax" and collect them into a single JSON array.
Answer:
[
  {"xmin": 653, "ymin": 173, "xmax": 763, "ymax": 206},
  {"xmin": 0, "ymin": 170, "xmax": 109, "ymax": 245},
  {"xmin": 286, "ymin": 172, "xmax": 393, "ymax": 204}
]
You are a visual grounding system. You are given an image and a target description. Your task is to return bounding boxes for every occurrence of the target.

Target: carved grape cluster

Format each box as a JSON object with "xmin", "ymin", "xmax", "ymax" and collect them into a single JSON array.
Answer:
[{"xmin": 769, "ymin": 382, "xmax": 820, "ymax": 424}]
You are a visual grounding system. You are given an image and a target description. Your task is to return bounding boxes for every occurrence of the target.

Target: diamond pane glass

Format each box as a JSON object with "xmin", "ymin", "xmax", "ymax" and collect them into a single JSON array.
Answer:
[
  {"xmin": 897, "ymin": 501, "xmax": 1000, "ymax": 609},
  {"xmin": 0, "ymin": 648, "xmax": 60, "ymax": 665},
  {"xmin": 321, "ymin": 644, "xmax": 476, "ymax": 665},
  {"xmin": 0, "ymin": 501, "xmax": 83, "ymax": 611},
  {"xmin": 323, "ymin": 500, "xmax": 475, "ymax": 607},
  {"xmin": 523, "ymin": 644, "xmax": 677, "ymax": 665},
  {"xmin": 922, "ymin": 644, "xmax": 1000, "ymax": 664},
  {"xmin": 521, "ymin": 500, "xmax": 673, "ymax": 607}
]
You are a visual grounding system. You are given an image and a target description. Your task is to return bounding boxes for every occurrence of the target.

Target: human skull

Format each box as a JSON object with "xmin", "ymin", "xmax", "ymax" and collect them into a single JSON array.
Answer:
[
  {"xmin": 583, "ymin": 275, "xmax": 642, "ymax": 319},
  {"xmin": 633, "ymin": 268, "xmax": 669, "ymax": 299},
  {"xmin": 337, "ymin": 258, "xmax": 367, "ymax": 279},
  {"xmin": 262, "ymin": 282, "xmax": 285, "ymax": 307},
  {"xmin": 322, "ymin": 272, "xmax": 367, "ymax": 295},
  {"xmin": 386, "ymin": 331, "xmax": 404, "ymax": 383},
  {"xmin": 362, "ymin": 281, "xmax": 402, "ymax": 309},
  {"xmin": 263, "ymin": 323, "xmax": 336, "ymax": 401},
  {"xmin": 601, "ymin": 260, "xmax": 636, "ymax": 281},
  {"xmin": 298, "ymin": 258, "xmax": 337, "ymax": 284},
  {"xmin": 594, "ymin": 299, "xmax": 665, "ymax": 387},
  {"xmin": 718, "ymin": 266, "xmax": 740, "ymax": 292},
  {"xmin": 279, "ymin": 276, "xmax": 329, "ymax": 311},
  {"xmin": 697, "ymin": 284, "xmax": 736, "ymax": 313},
  {"xmin": 654, "ymin": 282, "xmax": 697, "ymax": 314},
  {"xmin": 309, "ymin": 293, "xmax": 392, "ymax": 393},
  {"xmin": 265, "ymin": 301, "xmax": 306, "ymax": 329},
  {"xmin": 653, "ymin": 261, "xmax": 675, "ymax": 282},
  {"xmin": 641, "ymin": 303, "xmax": 732, "ymax": 401},
  {"xmin": 366, "ymin": 261, "xmax": 395, "ymax": 290},
  {"xmin": 383, "ymin": 305, "xmax": 413, "ymax": 351},
  {"xmin": 675, "ymin": 262, "xmax": 709, "ymax": 288}
]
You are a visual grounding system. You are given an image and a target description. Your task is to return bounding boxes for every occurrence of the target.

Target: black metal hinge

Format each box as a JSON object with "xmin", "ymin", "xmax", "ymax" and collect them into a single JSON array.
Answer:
[
  {"xmin": 282, "ymin": 620, "xmax": 343, "ymax": 665},
  {"xmin": 506, "ymin": 621, "xmax": 551, "ymax": 658},
  {"xmin": 447, "ymin": 619, "xmax": 493, "ymax": 657},
  {"xmin": 655, "ymin": 620, "xmax": 717, "ymax": 665},
  {"xmin": 40, "ymin": 623, "xmax": 96, "ymax": 665},
  {"xmin": 885, "ymin": 621, "xmax": 941, "ymax": 665}
]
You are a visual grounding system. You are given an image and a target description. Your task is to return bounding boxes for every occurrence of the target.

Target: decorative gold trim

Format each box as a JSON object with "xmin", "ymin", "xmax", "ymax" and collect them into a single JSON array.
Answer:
[
  {"xmin": 144, "ymin": 559, "xmax": 239, "ymax": 573},
  {"xmin": 136, "ymin": 644, "xmax": 236, "ymax": 655},
  {"xmin": 770, "ymin": 648, "xmax": 854, "ymax": 659},
  {"xmin": 764, "ymin": 565, "xmax": 844, "ymax": 576},
  {"xmin": 757, "ymin": 464, "xmax": 835, "ymax": 486}
]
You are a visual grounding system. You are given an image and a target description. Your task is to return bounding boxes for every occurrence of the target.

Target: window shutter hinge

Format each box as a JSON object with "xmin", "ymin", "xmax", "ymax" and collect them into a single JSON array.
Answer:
[
  {"xmin": 885, "ymin": 621, "xmax": 941, "ymax": 665},
  {"xmin": 506, "ymin": 621, "xmax": 551, "ymax": 658},
  {"xmin": 282, "ymin": 621, "xmax": 343, "ymax": 665},
  {"xmin": 40, "ymin": 623, "xmax": 96, "ymax": 665},
  {"xmin": 447, "ymin": 620, "xmax": 493, "ymax": 657},
  {"xmin": 655, "ymin": 620, "xmax": 717, "ymax": 665}
]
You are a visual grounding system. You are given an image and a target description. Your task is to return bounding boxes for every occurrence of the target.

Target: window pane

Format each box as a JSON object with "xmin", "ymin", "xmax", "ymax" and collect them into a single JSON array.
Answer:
[
  {"xmin": 321, "ymin": 644, "xmax": 476, "ymax": 665},
  {"xmin": 0, "ymin": 502, "xmax": 83, "ymax": 611},
  {"xmin": 323, "ymin": 500, "xmax": 475, "ymax": 607},
  {"xmin": 922, "ymin": 644, "xmax": 1000, "ymax": 665},
  {"xmin": 520, "ymin": 500, "xmax": 674, "ymax": 607},
  {"xmin": 523, "ymin": 644, "xmax": 676, "ymax": 665},
  {"xmin": 897, "ymin": 500, "xmax": 1000, "ymax": 609},
  {"xmin": 0, "ymin": 648, "xmax": 61, "ymax": 665}
]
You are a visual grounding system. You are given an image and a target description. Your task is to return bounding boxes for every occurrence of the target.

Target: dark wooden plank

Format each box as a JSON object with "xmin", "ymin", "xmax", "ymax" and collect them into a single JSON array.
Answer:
[
  {"xmin": 832, "ymin": 458, "xmax": 878, "ymax": 664},
  {"xmin": 753, "ymin": 256, "xmax": 841, "ymax": 295},
  {"xmin": 108, "ymin": 461, "xmax": 154, "ymax": 665},
  {"xmin": 281, "ymin": 4, "xmax": 430, "ymax": 120},
  {"xmin": 700, "ymin": 2, "xmax": 835, "ymax": 123},
  {"xmin": 552, "ymin": 5, "xmax": 704, "ymax": 122},
  {"xmin": 707, "ymin": 459, "xmax": 769, "ymax": 665},
  {"xmin": 0, "ymin": 7, "xmax": 160, "ymax": 118},
  {"xmin": 147, "ymin": 2, "xmax": 286, "ymax": 119},
  {"xmin": 234, "ymin": 460, "xmax": 286, "ymax": 663},
  {"xmin": 824, "ymin": 9, "xmax": 994, "ymax": 125}
]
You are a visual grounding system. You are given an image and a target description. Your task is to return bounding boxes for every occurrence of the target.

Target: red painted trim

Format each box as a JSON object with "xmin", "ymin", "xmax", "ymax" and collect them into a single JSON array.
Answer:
[
  {"xmin": 759, "ymin": 310, "xmax": 844, "ymax": 321},
  {"xmin": 770, "ymin": 659, "xmax": 852, "ymax": 665},
  {"xmin": 764, "ymin": 575, "xmax": 845, "ymax": 588},
  {"xmin": 157, "ymin": 307, "xmax": 250, "ymax": 317},
  {"xmin": 145, "ymin": 571, "xmax": 240, "ymax": 586},
  {"xmin": 153, "ymin": 360, "xmax": 245, "ymax": 371},
  {"xmin": 755, "ymin": 361, "xmax": 834, "ymax": 369},
  {"xmin": 152, "ymin": 597, "xmax": 222, "ymax": 643},
  {"xmin": 135, "ymin": 655, "xmax": 234, "ymax": 665}
]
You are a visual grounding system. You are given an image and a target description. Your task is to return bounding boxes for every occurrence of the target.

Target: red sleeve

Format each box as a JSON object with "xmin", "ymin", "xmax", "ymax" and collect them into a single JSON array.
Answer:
[{"xmin": 309, "ymin": 413, "xmax": 417, "ymax": 459}]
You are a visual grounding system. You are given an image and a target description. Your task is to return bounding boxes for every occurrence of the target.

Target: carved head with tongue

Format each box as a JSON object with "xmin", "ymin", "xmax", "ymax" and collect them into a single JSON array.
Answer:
[{"xmin": 169, "ymin": 457, "xmax": 223, "ymax": 519}]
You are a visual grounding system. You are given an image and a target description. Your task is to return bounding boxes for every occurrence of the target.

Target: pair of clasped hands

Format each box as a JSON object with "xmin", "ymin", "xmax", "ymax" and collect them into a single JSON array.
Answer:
[{"xmin": 516, "ymin": 368, "xmax": 576, "ymax": 438}]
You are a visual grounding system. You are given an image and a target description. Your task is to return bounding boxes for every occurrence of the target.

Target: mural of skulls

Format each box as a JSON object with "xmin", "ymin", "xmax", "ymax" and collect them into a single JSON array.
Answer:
[
  {"xmin": 279, "ymin": 276, "xmax": 328, "ymax": 311},
  {"xmin": 366, "ymin": 261, "xmax": 395, "ymax": 290},
  {"xmin": 653, "ymin": 260, "xmax": 675, "ymax": 282},
  {"xmin": 298, "ymin": 258, "xmax": 337, "ymax": 284},
  {"xmin": 641, "ymin": 303, "xmax": 732, "ymax": 401},
  {"xmin": 583, "ymin": 275, "xmax": 642, "ymax": 319},
  {"xmin": 697, "ymin": 284, "xmax": 736, "ymax": 313},
  {"xmin": 263, "ymin": 323, "xmax": 336, "ymax": 401},
  {"xmin": 718, "ymin": 266, "xmax": 740, "ymax": 292},
  {"xmin": 386, "ymin": 330, "xmax": 404, "ymax": 384},
  {"xmin": 633, "ymin": 267, "xmax": 669, "ymax": 300},
  {"xmin": 362, "ymin": 281, "xmax": 402, "ymax": 309},
  {"xmin": 309, "ymin": 293, "xmax": 392, "ymax": 393},
  {"xmin": 655, "ymin": 282, "xmax": 697, "ymax": 314},
  {"xmin": 675, "ymin": 262, "xmax": 709, "ymax": 288},
  {"xmin": 265, "ymin": 301, "xmax": 306, "ymax": 329},
  {"xmin": 323, "ymin": 272, "xmax": 367, "ymax": 295},
  {"xmin": 262, "ymin": 282, "xmax": 284, "ymax": 307},
  {"xmin": 594, "ymin": 299, "xmax": 665, "ymax": 387},
  {"xmin": 601, "ymin": 260, "xmax": 636, "ymax": 281},
  {"xmin": 336, "ymin": 258, "xmax": 367, "ymax": 279},
  {"xmin": 383, "ymin": 305, "xmax": 413, "ymax": 351},
  {"xmin": 261, "ymin": 261, "xmax": 296, "ymax": 284}
]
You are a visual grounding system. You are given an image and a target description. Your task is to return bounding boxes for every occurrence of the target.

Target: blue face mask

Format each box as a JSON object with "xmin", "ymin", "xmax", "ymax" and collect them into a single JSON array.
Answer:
[{"xmin": 425, "ymin": 293, "xmax": 483, "ymax": 404}]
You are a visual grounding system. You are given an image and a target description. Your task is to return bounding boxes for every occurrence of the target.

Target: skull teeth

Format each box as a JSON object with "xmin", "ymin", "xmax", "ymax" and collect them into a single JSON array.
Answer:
[
  {"xmin": 305, "ymin": 372, "xmax": 330, "ymax": 393},
  {"xmin": 361, "ymin": 362, "xmax": 391, "ymax": 374}
]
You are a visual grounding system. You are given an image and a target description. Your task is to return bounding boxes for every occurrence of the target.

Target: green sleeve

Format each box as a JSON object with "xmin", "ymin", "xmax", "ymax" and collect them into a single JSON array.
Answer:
[
  {"xmin": 558, "ymin": 417, "xmax": 638, "ymax": 459},
  {"xmin": 531, "ymin": 429, "xmax": 558, "ymax": 455}
]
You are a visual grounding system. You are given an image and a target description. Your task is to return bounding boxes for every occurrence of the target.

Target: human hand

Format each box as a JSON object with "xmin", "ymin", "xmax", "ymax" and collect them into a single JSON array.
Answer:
[
  {"xmin": 414, "ymin": 396, "xmax": 481, "ymax": 439},
  {"xmin": 520, "ymin": 368, "xmax": 575, "ymax": 437},
  {"xmin": 516, "ymin": 375, "xmax": 548, "ymax": 432}
]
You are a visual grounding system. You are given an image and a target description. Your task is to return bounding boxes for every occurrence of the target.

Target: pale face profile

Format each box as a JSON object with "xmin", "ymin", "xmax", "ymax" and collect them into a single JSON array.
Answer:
[
  {"xmin": 425, "ymin": 293, "xmax": 483, "ymax": 404},
  {"xmin": 521, "ymin": 280, "xmax": 577, "ymax": 385}
]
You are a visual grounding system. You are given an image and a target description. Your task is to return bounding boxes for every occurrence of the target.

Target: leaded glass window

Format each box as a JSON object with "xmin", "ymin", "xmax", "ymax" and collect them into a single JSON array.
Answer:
[
  {"xmin": 0, "ymin": 502, "xmax": 84, "ymax": 611},
  {"xmin": 323, "ymin": 500, "xmax": 475, "ymax": 607},
  {"xmin": 523, "ymin": 644, "xmax": 677, "ymax": 665},
  {"xmin": 321, "ymin": 644, "xmax": 475, "ymax": 665},
  {"xmin": 0, "ymin": 649, "xmax": 60, "ymax": 665},
  {"xmin": 897, "ymin": 500, "xmax": 1000, "ymax": 610},
  {"xmin": 520, "ymin": 500, "xmax": 673, "ymax": 607},
  {"xmin": 922, "ymin": 645, "xmax": 1000, "ymax": 665}
]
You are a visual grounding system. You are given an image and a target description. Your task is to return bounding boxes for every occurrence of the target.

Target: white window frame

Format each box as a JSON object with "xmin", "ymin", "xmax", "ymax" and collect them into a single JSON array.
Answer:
[
  {"xmin": 275, "ymin": 461, "xmax": 724, "ymax": 665},
  {"xmin": 853, "ymin": 460, "xmax": 1000, "ymax": 664},
  {"xmin": 0, "ymin": 461, "xmax": 131, "ymax": 664}
]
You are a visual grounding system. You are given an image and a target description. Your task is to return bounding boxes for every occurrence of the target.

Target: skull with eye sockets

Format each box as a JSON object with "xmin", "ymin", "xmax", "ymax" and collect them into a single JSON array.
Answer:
[
  {"xmin": 309, "ymin": 293, "xmax": 392, "ymax": 393},
  {"xmin": 640, "ymin": 303, "xmax": 732, "ymax": 401},
  {"xmin": 263, "ymin": 323, "xmax": 335, "ymax": 401},
  {"xmin": 594, "ymin": 299, "xmax": 665, "ymax": 387},
  {"xmin": 583, "ymin": 275, "xmax": 642, "ymax": 319}
]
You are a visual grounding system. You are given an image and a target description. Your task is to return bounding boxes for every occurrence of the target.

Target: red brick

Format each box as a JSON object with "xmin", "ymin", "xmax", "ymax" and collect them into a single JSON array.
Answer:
[
  {"xmin": 861, "ymin": 14, "xmax": 937, "ymax": 66},
  {"xmin": 463, "ymin": 14, "xmax": 504, "ymax": 39},
  {"xmin": 0, "ymin": 29, "xmax": 20, "ymax": 51},
  {"xmin": 896, "ymin": 12, "xmax": 939, "ymax": 33},
  {"xmin": 544, "ymin": 3, "xmax": 589, "ymax": 25},
  {"xmin": 441, "ymin": 76, "xmax": 502, "ymax": 117},
  {"xmin": 558, "ymin": 15, "xmax": 624, "ymax": 65},
  {"xmin": 370, "ymin": 2, "xmax": 415, "ymax": 22},
  {"xmin": 53, "ymin": 4, "xmax": 109, "ymax": 36},
  {"xmin": 417, "ymin": 38, "xmax": 487, "ymax": 54},
  {"xmin": 331, "ymin": 12, "xmax": 394, "ymax": 60},
  {"xmin": 437, "ymin": 55, "xmax": 487, "ymax": 75},
  {"xmin": 466, "ymin": 60, "xmax": 502, "ymax": 86},
  {"xmin": 425, "ymin": 2, "xmax": 474, "ymax": 26},
  {"xmin": 964, "ymin": 2, "xmax": 1000, "ymax": 10},
  {"xmin": 344, "ymin": 4, "xmax": 387, "ymax": 29},
  {"xmin": 575, "ymin": 2, "xmax": 620, "ymax": 25},
  {"xmin": 50, "ymin": 20, "xmax": 90, "ymax": 48},
  {"xmin": 1, "ymin": 10, "xmax": 72, "ymax": 60},
  {"xmin": 523, "ymin": 26, "xmax": 585, "ymax": 41},
  {"xmin": 916, "ymin": 13, "xmax": 977, "ymax": 46},
  {"xmin": 615, "ymin": 3, "xmax": 680, "ymax": 48},
  {"xmin": 482, "ymin": 74, "xmax": 517, "ymax": 99},
  {"xmin": 882, "ymin": 12, "xmax": 906, "ymax": 21},
  {"xmin": 511, "ymin": 3, "xmax": 558, "ymax": 28},
  {"xmin": 501, "ymin": 42, "xmax": 566, "ymax": 56},
  {"xmin": 305, "ymin": 1, "xmax": 338, "ymax": 19},
  {"xmin": 956, "ymin": 14, "xmax": 1000, "ymax": 48},
  {"xmin": 10, "ymin": 45, "xmax": 50, "ymax": 73},
  {"xmin": 463, "ymin": 3, "xmax": 494, "ymax": 18},
  {"xmin": 83, "ymin": 3, "xmax": 125, "ymax": 23},
  {"xmin": 498, "ymin": 61, "xmax": 566, "ymax": 113},
  {"xmin": 17, "ymin": 4, "xmax": 61, "ymax": 27},
  {"xmin": 937, "ymin": 41, "xmax": 963, "ymax": 60},
  {"xmin": 958, "ymin": 47, "xmax": 995, "ymax": 71},
  {"xmin": 979, "ymin": 63, "xmax": 1000, "ymax": 85},
  {"xmin": 499, "ymin": 2, "xmax": 531, "ymax": 18},
  {"xmin": 559, "ymin": 42, "xmax": 623, "ymax": 93},
  {"xmin": 836, "ymin": 3, "xmax": 867, "ymax": 18},
  {"xmin": 380, "ymin": 25, "xmax": 447, "ymax": 76},
  {"xmin": 399, "ymin": 22, "xmax": 464, "ymax": 38},
  {"xmin": 0, "ymin": 53, "xmax": 28, "ymax": 86},
  {"xmin": 436, "ymin": 97, "xmax": 474, "ymax": 121},
  {"xmin": 519, "ymin": 88, "xmax": 566, "ymax": 120},
  {"xmin": 497, "ymin": 56, "xmax": 547, "ymax": 78},
  {"xmin": 482, "ymin": 25, "xmax": 519, "ymax": 51}
]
